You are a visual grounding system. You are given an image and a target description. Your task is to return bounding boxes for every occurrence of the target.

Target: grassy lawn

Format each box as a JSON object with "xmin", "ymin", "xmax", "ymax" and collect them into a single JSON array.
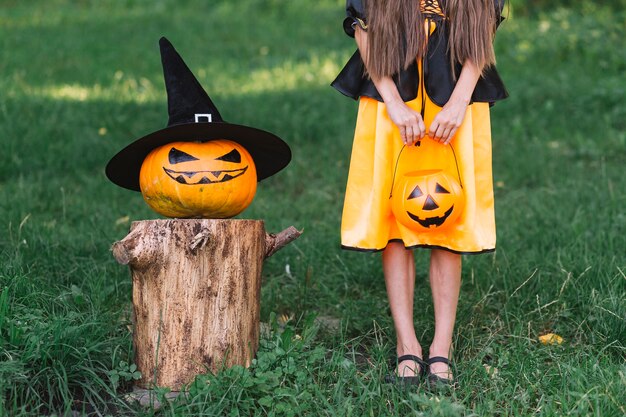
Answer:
[{"xmin": 1, "ymin": 0, "xmax": 624, "ymax": 415}]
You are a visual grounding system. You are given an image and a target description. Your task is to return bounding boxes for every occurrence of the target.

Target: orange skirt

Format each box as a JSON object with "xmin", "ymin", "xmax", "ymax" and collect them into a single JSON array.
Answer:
[{"xmin": 341, "ymin": 88, "xmax": 496, "ymax": 254}]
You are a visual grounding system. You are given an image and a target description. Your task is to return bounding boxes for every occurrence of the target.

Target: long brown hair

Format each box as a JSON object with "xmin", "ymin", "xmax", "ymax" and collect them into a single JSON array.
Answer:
[
  {"xmin": 446, "ymin": 0, "xmax": 497, "ymax": 73},
  {"xmin": 363, "ymin": 0, "xmax": 497, "ymax": 79},
  {"xmin": 364, "ymin": 0, "xmax": 425, "ymax": 80}
]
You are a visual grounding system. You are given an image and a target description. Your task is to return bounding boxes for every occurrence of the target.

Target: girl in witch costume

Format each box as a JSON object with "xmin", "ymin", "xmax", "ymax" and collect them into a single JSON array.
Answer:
[{"xmin": 332, "ymin": 0, "xmax": 507, "ymax": 386}]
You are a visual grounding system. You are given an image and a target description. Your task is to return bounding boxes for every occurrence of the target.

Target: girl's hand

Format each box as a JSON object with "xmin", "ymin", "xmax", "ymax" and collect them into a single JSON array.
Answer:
[
  {"xmin": 429, "ymin": 98, "xmax": 469, "ymax": 144},
  {"xmin": 386, "ymin": 99, "xmax": 426, "ymax": 145},
  {"xmin": 429, "ymin": 59, "xmax": 482, "ymax": 145},
  {"xmin": 353, "ymin": 28, "xmax": 425, "ymax": 146}
]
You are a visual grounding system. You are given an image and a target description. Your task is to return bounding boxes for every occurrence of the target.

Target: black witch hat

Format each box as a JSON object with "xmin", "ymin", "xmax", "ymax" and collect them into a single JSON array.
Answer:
[{"xmin": 105, "ymin": 37, "xmax": 291, "ymax": 191}]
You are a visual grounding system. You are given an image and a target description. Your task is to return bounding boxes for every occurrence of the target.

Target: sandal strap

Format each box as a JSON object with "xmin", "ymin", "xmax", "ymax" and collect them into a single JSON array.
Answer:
[
  {"xmin": 397, "ymin": 354, "xmax": 426, "ymax": 365},
  {"xmin": 427, "ymin": 356, "xmax": 451, "ymax": 366},
  {"xmin": 395, "ymin": 354, "xmax": 427, "ymax": 376}
]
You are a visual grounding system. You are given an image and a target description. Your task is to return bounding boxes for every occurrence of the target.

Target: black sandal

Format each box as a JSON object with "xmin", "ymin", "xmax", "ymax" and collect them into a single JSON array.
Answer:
[
  {"xmin": 426, "ymin": 356, "xmax": 456, "ymax": 388},
  {"xmin": 384, "ymin": 354, "xmax": 427, "ymax": 385}
]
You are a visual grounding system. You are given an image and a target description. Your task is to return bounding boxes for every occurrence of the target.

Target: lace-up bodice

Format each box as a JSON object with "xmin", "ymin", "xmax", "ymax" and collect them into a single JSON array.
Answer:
[{"xmin": 421, "ymin": 0, "xmax": 445, "ymax": 17}]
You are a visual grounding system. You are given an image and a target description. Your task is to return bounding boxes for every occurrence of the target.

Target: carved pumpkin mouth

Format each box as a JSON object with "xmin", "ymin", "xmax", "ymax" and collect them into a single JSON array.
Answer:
[
  {"xmin": 407, "ymin": 205, "xmax": 454, "ymax": 228},
  {"xmin": 163, "ymin": 166, "xmax": 248, "ymax": 185}
]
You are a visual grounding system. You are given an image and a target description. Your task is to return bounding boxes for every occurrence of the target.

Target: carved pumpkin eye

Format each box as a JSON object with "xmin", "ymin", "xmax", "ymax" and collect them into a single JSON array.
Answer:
[
  {"xmin": 215, "ymin": 149, "xmax": 241, "ymax": 163},
  {"xmin": 435, "ymin": 183, "xmax": 450, "ymax": 194},
  {"xmin": 408, "ymin": 185, "xmax": 423, "ymax": 200},
  {"xmin": 169, "ymin": 148, "xmax": 199, "ymax": 164}
]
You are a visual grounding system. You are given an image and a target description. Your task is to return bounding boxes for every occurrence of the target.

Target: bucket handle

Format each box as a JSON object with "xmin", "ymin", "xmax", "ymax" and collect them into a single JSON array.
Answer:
[{"xmin": 389, "ymin": 139, "xmax": 463, "ymax": 199}]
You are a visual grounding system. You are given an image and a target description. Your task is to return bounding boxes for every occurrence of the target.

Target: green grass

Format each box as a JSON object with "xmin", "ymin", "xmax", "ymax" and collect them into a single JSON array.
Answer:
[{"xmin": 1, "ymin": 0, "xmax": 624, "ymax": 415}]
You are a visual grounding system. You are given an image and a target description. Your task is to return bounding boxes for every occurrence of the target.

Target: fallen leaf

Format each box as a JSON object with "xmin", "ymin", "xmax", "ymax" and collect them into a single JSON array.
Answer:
[
  {"xmin": 278, "ymin": 313, "xmax": 294, "ymax": 325},
  {"xmin": 115, "ymin": 216, "xmax": 130, "ymax": 226},
  {"xmin": 538, "ymin": 333, "xmax": 563, "ymax": 345},
  {"xmin": 483, "ymin": 364, "xmax": 499, "ymax": 378}
]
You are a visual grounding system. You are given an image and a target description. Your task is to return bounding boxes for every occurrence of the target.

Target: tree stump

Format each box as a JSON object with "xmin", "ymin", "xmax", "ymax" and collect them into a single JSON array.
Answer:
[{"xmin": 111, "ymin": 219, "xmax": 301, "ymax": 390}]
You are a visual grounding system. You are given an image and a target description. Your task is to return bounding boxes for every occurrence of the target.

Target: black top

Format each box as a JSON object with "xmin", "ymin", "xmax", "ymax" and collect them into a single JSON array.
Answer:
[{"xmin": 331, "ymin": 0, "xmax": 508, "ymax": 106}]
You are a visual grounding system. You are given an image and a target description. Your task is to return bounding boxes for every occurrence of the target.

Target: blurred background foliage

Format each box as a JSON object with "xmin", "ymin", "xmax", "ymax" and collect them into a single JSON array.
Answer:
[{"xmin": 509, "ymin": 0, "xmax": 626, "ymax": 15}]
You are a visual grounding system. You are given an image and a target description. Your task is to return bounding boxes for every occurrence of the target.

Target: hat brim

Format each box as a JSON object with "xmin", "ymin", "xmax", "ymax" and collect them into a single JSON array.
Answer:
[{"xmin": 105, "ymin": 122, "xmax": 291, "ymax": 191}]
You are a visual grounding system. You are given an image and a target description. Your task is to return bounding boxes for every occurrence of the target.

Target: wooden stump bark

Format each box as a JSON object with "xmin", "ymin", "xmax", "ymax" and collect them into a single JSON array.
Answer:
[{"xmin": 111, "ymin": 219, "xmax": 300, "ymax": 390}]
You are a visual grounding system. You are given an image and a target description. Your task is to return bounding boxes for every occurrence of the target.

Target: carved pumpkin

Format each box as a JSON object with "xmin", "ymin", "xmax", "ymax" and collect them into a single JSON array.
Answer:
[
  {"xmin": 391, "ymin": 169, "xmax": 464, "ymax": 232},
  {"xmin": 139, "ymin": 140, "xmax": 257, "ymax": 218}
]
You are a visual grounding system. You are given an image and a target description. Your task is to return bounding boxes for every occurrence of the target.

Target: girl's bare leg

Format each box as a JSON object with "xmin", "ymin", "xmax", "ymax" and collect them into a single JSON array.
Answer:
[
  {"xmin": 382, "ymin": 242, "xmax": 423, "ymax": 376},
  {"xmin": 428, "ymin": 249, "xmax": 462, "ymax": 379}
]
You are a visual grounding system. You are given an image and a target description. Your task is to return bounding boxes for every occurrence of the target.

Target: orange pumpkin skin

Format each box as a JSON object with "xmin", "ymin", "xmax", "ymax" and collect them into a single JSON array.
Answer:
[
  {"xmin": 139, "ymin": 140, "xmax": 257, "ymax": 218},
  {"xmin": 391, "ymin": 169, "xmax": 464, "ymax": 232}
]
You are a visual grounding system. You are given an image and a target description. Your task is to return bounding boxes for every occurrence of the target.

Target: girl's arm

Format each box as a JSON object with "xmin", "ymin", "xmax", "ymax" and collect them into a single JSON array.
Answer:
[
  {"xmin": 429, "ymin": 60, "xmax": 482, "ymax": 144},
  {"xmin": 355, "ymin": 27, "xmax": 426, "ymax": 145}
]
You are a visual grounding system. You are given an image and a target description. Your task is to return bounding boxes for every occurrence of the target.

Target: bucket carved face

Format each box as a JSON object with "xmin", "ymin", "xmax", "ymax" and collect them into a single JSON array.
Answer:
[
  {"xmin": 392, "ymin": 169, "xmax": 464, "ymax": 232},
  {"xmin": 139, "ymin": 140, "xmax": 257, "ymax": 218}
]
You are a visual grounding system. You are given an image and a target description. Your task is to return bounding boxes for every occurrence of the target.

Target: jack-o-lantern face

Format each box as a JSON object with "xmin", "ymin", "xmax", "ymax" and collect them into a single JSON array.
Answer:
[
  {"xmin": 139, "ymin": 140, "xmax": 257, "ymax": 218},
  {"xmin": 391, "ymin": 169, "xmax": 464, "ymax": 232}
]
